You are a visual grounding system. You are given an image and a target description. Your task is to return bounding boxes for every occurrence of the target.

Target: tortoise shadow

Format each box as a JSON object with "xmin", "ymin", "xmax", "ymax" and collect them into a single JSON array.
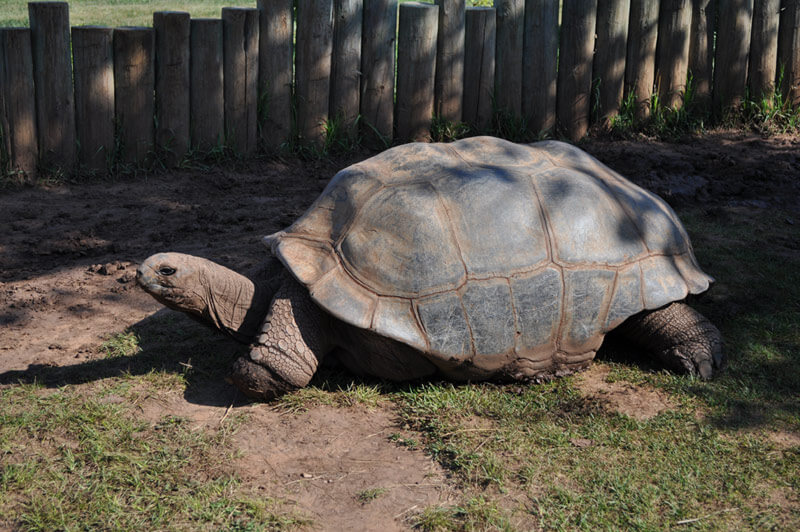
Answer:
[{"xmin": 0, "ymin": 308, "xmax": 252, "ymax": 408}]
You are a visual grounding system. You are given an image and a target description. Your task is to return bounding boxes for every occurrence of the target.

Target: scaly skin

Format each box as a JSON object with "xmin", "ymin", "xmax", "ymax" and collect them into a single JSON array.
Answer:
[
  {"xmin": 235, "ymin": 272, "xmax": 331, "ymax": 400},
  {"xmin": 615, "ymin": 302, "xmax": 725, "ymax": 378}
]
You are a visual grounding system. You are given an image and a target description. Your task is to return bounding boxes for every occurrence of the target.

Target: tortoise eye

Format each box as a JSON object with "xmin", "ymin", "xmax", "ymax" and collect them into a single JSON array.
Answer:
[{"xmin": 158, "ymin": 266, "xmax": 177, "ymax": 276}]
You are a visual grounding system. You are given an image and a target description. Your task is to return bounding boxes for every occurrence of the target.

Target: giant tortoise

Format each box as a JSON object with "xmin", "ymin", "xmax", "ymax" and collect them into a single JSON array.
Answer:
[{"xmin": 137, "ymin": 137, "xmax": 724, "ymax": 400}]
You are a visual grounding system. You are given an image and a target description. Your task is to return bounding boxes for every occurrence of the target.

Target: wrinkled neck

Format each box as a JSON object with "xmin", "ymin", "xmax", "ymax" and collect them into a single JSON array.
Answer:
[{"xmin": 202, "ymin": 267, "xmax": 272, "ymax": 343}]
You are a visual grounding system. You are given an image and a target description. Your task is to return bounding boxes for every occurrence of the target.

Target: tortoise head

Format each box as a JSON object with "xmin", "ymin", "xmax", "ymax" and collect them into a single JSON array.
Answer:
[
  {"xmin": 136, "ymin": 252, "xmax": 217, "ymax": 316},
  {"xmin": 137, "ymin": 252, "xmax": 268, "ymax": 342}
]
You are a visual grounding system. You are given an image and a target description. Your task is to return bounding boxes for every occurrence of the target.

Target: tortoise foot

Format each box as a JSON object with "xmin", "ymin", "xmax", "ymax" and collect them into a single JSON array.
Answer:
[{"xmin": 230, "ymin": 356, "xmax": 297, "ymax": 401}]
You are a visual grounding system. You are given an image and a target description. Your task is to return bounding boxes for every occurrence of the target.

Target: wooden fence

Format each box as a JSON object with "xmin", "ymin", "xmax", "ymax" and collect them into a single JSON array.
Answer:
[{"xmin": 1, "ymin": 0, "xmax": 800, "ymax": 178}]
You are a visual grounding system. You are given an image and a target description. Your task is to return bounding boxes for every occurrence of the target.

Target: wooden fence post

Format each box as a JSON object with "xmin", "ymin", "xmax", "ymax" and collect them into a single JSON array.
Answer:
[
  {"xmin": 154, "ymin": 11, "xmax": 190, "ymax": 167},
  {"xmin": 396, "ymin": 2, "xmax": 439, "ymax": 142},
  {"xmin": 190, "ymin": 19, "xmax": 224, "ymax": 151},
  {"xmin": 295, "ymin": 0, "xmax": 334, "ymax": 147},
  {"xmin": 0, "ymin": 28, "xmax": 38, "ymax": 178},
  {"xmin": 331, "ymin": 0, "xmax": 362, "ymax": 133},
  {"xmin": 556, "ymin": 0, "xmax": 597, "ymax": 141},
  {"xmin": 114, "ymin": 27, "xmax": 154, "ymax": 166},
  {"xmin": 625, "ymin": 0, "xmax": 659, "ymax": 120},
  {"xmin": 222, "ymin": 7, "xmax": 259, "ymax": 155},
  {"xmin": 748, "ymin": 0, "xmax": 780, "ymax": 99},
  {"xmin": 523, "ymin": 0, "xmax": 559, "ymax": 135},
  {"xmin": 29, "ymin": 1, "xmax": 75, "ymax": 173},
  {"xmin": 257, "ymin": 0, "xmax": 294, "ymax": 150},
  {"xmin": 494, "ymin": 0, "xmax": 524, "ymax": 116},
  {"xmin": 593, "ymin": 0, "xmax": 630, "ymax": 124},
  {"xmin": 361, "ymin": 0, "xmax": 398, "ymax": 149},
  {"xmin": 778, "ymin": 0, "xmax": 800, "ymax": 106},
  {"xmin": 713, "ymin": 0, "xmax": 754, "ymax": 116},
  {"xmin": 434, "ymin": 0, "xmax": 465, "ymax": 122},
  {"xmin": 656, "ymin": 0, "xmax": 693, "ymax": 109},
  {"xmin": 463, "ymin": 7, "xmax": 495, "ymax": 131},
  {"xmin": 688, "ymin": 0, "xmax": 716, "ymax": 108},
  {"xmin": 72, "ymin": 26, "xmax": 114, "ymax": 173}
]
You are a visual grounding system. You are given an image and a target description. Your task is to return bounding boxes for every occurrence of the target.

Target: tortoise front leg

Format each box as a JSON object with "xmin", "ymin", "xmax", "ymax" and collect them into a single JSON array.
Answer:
[
  {"xmin": 230, "ymin": 273, "xmax": 332, "ymax": 400},
  {"xmin": 615, "ymin": 302, "xmax": 725, "ymax": 379}
]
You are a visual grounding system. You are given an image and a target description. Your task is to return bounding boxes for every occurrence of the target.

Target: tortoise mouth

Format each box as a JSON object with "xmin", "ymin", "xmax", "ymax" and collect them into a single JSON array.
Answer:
[{"xmin": 136, "ymin": 263, "xmax": 163, "ymax": 295}]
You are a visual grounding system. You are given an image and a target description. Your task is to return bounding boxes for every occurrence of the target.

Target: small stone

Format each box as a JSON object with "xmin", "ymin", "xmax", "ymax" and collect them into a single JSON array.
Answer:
[{"xmin": 570, "ymin": 438, "xmax": 594, "ymax": 448}]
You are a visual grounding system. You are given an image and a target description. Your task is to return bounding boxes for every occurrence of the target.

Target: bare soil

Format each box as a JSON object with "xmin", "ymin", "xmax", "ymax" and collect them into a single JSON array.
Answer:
[{"xmin": 2, "ymin": 131, "xmax": 799, "ymax": 529}]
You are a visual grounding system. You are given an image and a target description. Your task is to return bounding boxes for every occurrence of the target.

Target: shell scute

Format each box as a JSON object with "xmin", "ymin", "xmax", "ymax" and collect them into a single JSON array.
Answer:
[{"xmin": 461, "ymin": 279, "xmax": 516, "ymax": 356}]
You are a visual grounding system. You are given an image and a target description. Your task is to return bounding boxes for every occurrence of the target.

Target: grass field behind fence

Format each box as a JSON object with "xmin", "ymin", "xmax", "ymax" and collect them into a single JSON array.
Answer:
[{"xmin": 0, "ymin": 0, "xmax": 258, "ymax": 27}]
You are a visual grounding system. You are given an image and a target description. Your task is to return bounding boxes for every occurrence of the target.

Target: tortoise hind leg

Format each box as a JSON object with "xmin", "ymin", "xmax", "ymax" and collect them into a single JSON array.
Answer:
[
  {"xmin": 231, "ymin": 272, "xmax": 332, "ymax": 400},
  {"xmin": 615, "ymin": 302, "xmax": 724, "ymax": 379}
]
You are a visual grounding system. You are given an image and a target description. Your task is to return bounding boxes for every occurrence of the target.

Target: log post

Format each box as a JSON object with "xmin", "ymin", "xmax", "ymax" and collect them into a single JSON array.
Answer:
[
  {"xmin": 114, "ymin": 27, "xmax": 155, "ymax": 166},
  {"xmin": 656, "ymin": 0, "xmax": 693, "ymax": 109},
  {"xmin": 223, "ymin": 7, "xmax": 260, "ymax": 155},
  {"xmin": 295, "ymin": 0, "xmax": 334, "ymax": 147},
  {"xmin": 748, "ymin": 0, "xmax": 780, "ymax": 99},
  {"xmin": 257, "ymin": 0, "xmax": 294, "ymax": 150},
  {"xmin": 396, "ymin": 2, "xmax": 439, "ymax": 142},
  {"xmin": 331, "ymin": 0, "xmax": 362, "ymax": 133},
  {"xmin": 154, "ymin": 11, "xmax": 190, "ymax": 167},
  {"xmin": 688, "ymin": 0, "xmax": 716, "ymax": 108},
  {"xmin": 556, "ymin": 0, "xmax": 598, "ymax": 141},
  {"xmin": 625, "ymin": 1, "xmax": 659, "ymax": 120},
  {"xmin": 593, "ymin": 0, "xmax": 630, "ymax": 124},
  {"xmin": 778, "ymin": 0, "xmax": 800, "ymax": 106},
  {"xmin": 713, "ymin": 0, "xmax": 754, "ymax": 116},
  {"xmin": 361, "ymin": 0, "xmax": 398, "ymax": 149},
  {"xmin": 434, "ymin": 0, "xmax": 465, "ymax": 122},
  {"xmin": 190, "ymin": 19, "xmax": 224, "ymax": 151},
  {"xmin": 523, "ymin": 0, "xmax": 559, "ymax": 135},
  {"xmin": 494, "ymin": 0, "xmax": 524, "ymax": 116},
  {"xmin": 463, "ymin": 7, "xmax": 495, "ymax": 131},
  {"xmin": 0, "ymin": 28, "xmax": 38, "ymax": 178},
  {"xmin": 72, "ymin": 26, "xmax": 114, "ymax": 173},
  {"xmin": 29, "ymin": 2, "xmax": 75, "ymax": 173}
]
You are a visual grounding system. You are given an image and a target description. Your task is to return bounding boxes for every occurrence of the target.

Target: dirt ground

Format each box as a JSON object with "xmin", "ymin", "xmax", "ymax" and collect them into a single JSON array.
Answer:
[{"xmin": 1, "ymin": 131, "xmax": 799, "ymax": 529}]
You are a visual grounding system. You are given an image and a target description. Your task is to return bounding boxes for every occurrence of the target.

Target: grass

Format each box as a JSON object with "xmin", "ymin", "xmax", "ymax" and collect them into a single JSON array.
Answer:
[
  {"xmin": 0, "ymin": 0, "xmax": 257, "ymax": 28},
  {"xmin": 0, "ymin": 384, "xmax": 309, "ymax": 531}
]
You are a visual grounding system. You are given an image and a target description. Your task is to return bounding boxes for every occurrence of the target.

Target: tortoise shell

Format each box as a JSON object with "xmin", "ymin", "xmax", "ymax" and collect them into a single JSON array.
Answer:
[{"xmin": 265, "ymin": 137, "xmax": 712, "ymax": 373}]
